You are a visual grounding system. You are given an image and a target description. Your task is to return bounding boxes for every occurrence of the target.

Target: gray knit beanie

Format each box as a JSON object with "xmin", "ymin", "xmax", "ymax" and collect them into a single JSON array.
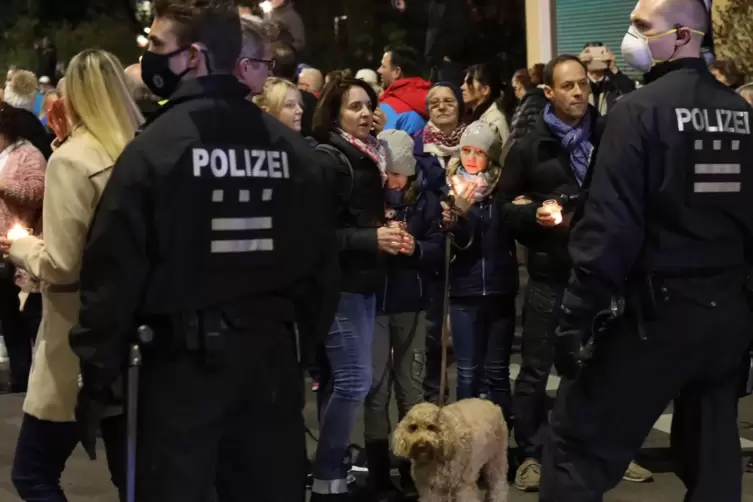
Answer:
[
  {"xmin": 378, "ymin": 130, "xmax": 416, "ymax": 177},
  {"xmin": 459, "ymin": 120, "xmax": 496, "ymax": 154}
]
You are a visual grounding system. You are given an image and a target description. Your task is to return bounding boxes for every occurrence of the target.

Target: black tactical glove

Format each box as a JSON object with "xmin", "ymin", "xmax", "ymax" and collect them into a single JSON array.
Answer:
[
  {"xmin": 553, "ymin": 289, "xmax": 596, "ymax": 380},
  {"xmin": 76, "ymin": 364, "xmax": 121, "ymax": 460}
]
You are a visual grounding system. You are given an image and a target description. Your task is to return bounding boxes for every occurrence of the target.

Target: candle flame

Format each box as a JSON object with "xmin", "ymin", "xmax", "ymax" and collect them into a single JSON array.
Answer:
[{"xmin": 7, "ymin": 224, "xmax": 29, "ymax": 241}]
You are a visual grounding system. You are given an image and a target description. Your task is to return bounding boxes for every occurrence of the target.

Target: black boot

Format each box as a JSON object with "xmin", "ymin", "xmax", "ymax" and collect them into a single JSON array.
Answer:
[
  {"xmin": 365, "ymin": 440, "xmax": 401, "ymax": 502},
  {"xmin": 398, "ymin": 461, "xmax": 418, "ymax": 500}
]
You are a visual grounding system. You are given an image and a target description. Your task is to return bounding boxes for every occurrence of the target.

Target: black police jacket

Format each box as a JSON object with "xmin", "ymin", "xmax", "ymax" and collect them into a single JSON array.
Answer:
[
  {"xmin": 498, "ymin": 107, "xmax": 603, "ymax": 284},
  {"xmin": 566, "ymin": 58, "xmax": 753, "ymax": 309},
  {"xmin": 69, "ymin": 75, "xmax": 339, "ymax": 378}
]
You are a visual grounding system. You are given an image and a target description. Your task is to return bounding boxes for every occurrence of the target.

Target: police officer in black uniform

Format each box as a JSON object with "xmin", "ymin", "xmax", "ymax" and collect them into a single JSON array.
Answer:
[
  {"xmin": 68, "ymin": 1, "xmax": 338, "ymax": 501},
  {"xmin": 540, "ymin": 0, "xmax": 753, "ymax": 501}
]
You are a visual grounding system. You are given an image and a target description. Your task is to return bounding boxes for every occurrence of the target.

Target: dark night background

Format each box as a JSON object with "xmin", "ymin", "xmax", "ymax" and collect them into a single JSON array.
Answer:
[{"xmin": 0, "ymin": 0, "xmax": 526, "ymax": 79}]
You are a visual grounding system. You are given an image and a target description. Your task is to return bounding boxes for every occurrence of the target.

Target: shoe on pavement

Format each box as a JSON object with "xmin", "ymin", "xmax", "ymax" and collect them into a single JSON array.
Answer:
[
  {"xmin": 514, "ymin": 458, "xmax": 541, "ymax": 492},
  {"xmin": 623, "ymin": 461, "xmax": 653, "ymax": 483}
]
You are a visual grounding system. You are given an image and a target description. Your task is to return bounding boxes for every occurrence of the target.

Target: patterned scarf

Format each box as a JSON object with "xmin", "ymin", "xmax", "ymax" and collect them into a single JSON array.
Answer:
[
  {"xmin": 336, "ymin": 128, "xmax": 388, "ymax": 185},
  {"xmin": 542, "ymin": 103, "xmax": 594, "ymax": 186},
  {"xmin": 423, "ymin": 122, "xmax": 467, "ymax": 168},
  {"xmin": 449, "ymin": 166, "xmax": 496, "ymax": 202}
]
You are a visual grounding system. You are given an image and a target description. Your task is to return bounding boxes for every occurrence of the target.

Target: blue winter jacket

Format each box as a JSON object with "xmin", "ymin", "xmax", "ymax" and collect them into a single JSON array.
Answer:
[{"xmin": 377, "ymin": 188, "xmax": 444, "ymax": 314}]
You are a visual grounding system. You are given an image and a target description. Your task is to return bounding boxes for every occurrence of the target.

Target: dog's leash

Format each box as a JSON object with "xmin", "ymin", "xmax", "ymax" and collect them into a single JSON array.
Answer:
[{"xmin": 438, "ymin": 231, "xmax": 453, "ymax": 408}]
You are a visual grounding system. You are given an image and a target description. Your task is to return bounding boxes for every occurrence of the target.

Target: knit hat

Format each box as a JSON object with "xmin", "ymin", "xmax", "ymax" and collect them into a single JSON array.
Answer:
[
  {"xmin": 428, "ymin": 81, "xmax": 464, "ymax": 121},
  {"xmin": 459, "ymin": 121, "xmax": 496, "ymax": 154},
  {"xmin": 4, "ymin": 70, "xmax": 37, "ymax": 113},
  {"xmin": 378, "ymin": 130, "xmax": 416, "ymax": 177}
]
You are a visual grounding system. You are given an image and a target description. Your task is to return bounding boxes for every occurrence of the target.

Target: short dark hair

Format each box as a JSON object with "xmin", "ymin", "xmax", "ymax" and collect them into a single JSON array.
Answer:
[
  {"xmin": 153, "ymin": 0, "xmax": 241, "ymax": 73},
  {"xmin": 709, "ymin": 60, "xmax": 746, "ymax": 89},
  {"xmin": 0, "ymin": 101, "xmax": 23, "ymax": 144},
  {"xmin": 312, "ymin": 77, "xmax": 379, "ymax": 141},
  {"xmin": 543, "ymin": 55, "xmax": 588, "ymax": 87},
  {"xmin": 529, "ymin": 63, "xmax": 545, "ymax": 86},
  {"xmin": 385, "ymin": 45, "xmax": 420, "ymax": 78},
  {"xmin": 271, "ymin": 42, "xmax": 297, "ymax": 80}
]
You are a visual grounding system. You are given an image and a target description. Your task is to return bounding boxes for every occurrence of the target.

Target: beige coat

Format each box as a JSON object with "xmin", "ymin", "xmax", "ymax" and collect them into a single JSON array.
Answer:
[
  {"xmin": 480, "ymin": 102, "xmax": 511, "ymax": 168},
  {"xmin": 8, "ymin": 132, "xmax": 114, "ymax": 422}
]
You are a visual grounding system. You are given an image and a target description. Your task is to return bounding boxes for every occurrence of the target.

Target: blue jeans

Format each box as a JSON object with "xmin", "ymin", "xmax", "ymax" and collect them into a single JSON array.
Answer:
[
  {"xmin": 450, "ymin": 295, "xmax": 516, "ymax": 422},
  {"xmin": 313, "ymin": 293, "xmax": 375, "ymax": 494}
]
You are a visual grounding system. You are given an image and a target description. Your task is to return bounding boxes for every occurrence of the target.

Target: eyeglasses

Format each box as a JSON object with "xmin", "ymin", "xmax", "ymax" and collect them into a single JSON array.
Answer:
[
  {"xmin": 428, "ymin": 98, "xmax": 457, "ymax": 109},
  {"xmin": 242, "ymin": 57, "xmax": 276, "ymax": 71}
]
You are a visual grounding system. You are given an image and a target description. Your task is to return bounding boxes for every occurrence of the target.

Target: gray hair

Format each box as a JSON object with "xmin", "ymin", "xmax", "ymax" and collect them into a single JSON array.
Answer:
[{"xmin": 240, "ymin": 17, "xmax": 269, "ymax": 60}]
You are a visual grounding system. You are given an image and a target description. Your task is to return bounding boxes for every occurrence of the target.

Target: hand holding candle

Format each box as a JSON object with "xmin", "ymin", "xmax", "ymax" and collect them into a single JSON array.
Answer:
[{"xmin": 537, "ymin": 200, "xmax": 563, "ymax": 227}]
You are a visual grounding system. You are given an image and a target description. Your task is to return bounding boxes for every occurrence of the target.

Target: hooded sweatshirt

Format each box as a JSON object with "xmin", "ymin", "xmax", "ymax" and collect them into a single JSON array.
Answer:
[{"xmin": 379, "ymin": 76, "xmax": 432, "ymax": 135}]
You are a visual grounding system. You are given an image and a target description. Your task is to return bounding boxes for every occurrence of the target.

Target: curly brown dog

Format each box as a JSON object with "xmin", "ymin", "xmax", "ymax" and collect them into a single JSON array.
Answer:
[{"xmin": 392, "ymin": 398, "xmax": 509, "ymax": 502}]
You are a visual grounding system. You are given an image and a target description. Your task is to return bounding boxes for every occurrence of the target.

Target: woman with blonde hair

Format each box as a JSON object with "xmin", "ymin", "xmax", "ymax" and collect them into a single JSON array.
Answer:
[
  {"xmin": 253, "ymin": 77, "xmax": 304, "ymax": 132},
  {"xmin": 1, "ymin": 48, "xmax": 143, "ymax": 502}
]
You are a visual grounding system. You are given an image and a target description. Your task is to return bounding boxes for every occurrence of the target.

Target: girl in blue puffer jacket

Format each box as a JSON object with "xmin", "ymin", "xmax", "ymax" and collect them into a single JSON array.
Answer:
[{"xmin": 442, "ymin": 120, "xmax": 519, "ymax": 423}]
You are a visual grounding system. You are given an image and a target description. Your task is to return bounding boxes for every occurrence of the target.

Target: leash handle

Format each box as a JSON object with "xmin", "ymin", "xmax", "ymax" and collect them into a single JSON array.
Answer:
[{"xmin": 438, "ymin": 232, "xmax": 453, "ymax": 407}]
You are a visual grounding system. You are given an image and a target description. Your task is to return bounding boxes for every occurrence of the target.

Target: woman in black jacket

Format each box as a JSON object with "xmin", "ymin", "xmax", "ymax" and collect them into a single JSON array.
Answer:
[
  {"xmin": 509, "ymin": 66, "xmax": 548, "ymax": 143},
  {"xmin": 309, "ymin": 76, "xmax": 406, "ymax": 502}
]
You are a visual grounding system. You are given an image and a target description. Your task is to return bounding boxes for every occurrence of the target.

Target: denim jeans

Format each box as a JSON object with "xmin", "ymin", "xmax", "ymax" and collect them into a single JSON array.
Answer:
[
  {"xmin": 449, "ymin": 295, "xmax": 516, "ymax": 422},
  {"xmin": 12, "ymin": 413, "xmax": 126, "ymax": 501},
  {"xmin": 364, "ymin": 312, "xmax": 426, "ymax": 442},
  {"xmin": 313, "ymin": 293, "xmax": 375, "ymax": 495},
  {"xmin": 513, "ymin": 279, "xmax": 565, "ymax": 461}
]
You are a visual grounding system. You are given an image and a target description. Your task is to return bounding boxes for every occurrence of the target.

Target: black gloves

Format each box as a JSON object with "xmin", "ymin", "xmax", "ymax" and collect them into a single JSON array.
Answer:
[{"xmin": 76, "ymin": 364, "xmax": 123, "ymax": 460}]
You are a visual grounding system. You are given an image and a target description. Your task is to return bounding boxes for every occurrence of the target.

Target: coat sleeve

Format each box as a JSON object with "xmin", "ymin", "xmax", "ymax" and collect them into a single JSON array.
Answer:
[
  {"xmin": 2, "ymin": 147, "xmax": 45, "ymax": 209},
  {"xmin": 566, "ymin": 100, "xmax": 647, "ymax": 301},
  {"xmin": 69, "ymin": 144, "xmax": 151, "ymax": 379},
  {"xmin": 609, "ymin": 70, "xmax": 638, "ymax": 96},
  {"xmin": 7, "ymin": 154, "xmax": 100, "ymax": 285}
]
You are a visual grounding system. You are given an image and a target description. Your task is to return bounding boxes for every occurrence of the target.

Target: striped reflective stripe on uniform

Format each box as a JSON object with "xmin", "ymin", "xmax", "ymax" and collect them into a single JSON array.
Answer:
[
  {"xmin": 693, "ymin": 182, "xmax": 741, "ymax": 193},
  {"xmin": 211, "ymin": 239, "xmax": 274, "ymax": 253},
  {"xmin": 694, "ymin": 163, "xmax": 740, "ymax": 174},
  {"xmin": 211, "ymin": 217, "xmax": 272, "ymax": 231},
  {"xmin": 208, "ymin": 189, "xmax": 276, "ymax": 253}
]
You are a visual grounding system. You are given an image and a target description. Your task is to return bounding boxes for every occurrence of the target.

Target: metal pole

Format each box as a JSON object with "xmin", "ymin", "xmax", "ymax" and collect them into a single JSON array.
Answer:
[{"xmin": 125, "ymin": 325, "xmax": 153, "ymax": 502}]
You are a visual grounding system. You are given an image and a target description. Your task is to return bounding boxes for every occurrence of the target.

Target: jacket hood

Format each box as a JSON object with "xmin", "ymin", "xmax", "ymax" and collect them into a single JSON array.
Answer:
[{"xmin": 381, "ymin": 77, "xmax": 432, "ymax": 118}]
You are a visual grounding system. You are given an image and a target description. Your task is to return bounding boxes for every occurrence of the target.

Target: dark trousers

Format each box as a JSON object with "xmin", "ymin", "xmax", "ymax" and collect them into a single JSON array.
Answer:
[
  {"xmin": 540, "ymin": 289, "xmax": 752, "ymax": 502},
  {"xmin": 449, "ymin": 294, "xmax": 516, "ymax": 421},
  {"xmin": 429, "ymin": 60, "xmax": 465, "ymax": 86},
  {"xmin": 422, "ymin": 284, "xmax": 448, "ymax": 404},
  {"xmin": 364, "ymin": 311, "xmax": 426, "ymax": 442},
  {"xmin": 513, "ymin": 279, "xmax": 565, "ymax": 461},
  {"xmin": 12, "ymin": 413, "xmax": 126, "ymax": 501},
  {"xmin": 135, "ymin": 323, "xmax": 305, "ymax": 502},
  {"xmin": 0, "ymin": 272, "xmax": 38, "ymax": 391}
]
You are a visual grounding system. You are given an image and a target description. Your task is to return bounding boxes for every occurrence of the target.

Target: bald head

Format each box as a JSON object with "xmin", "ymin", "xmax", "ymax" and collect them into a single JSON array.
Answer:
[
  {"xmin": 632, "ymin": 0, "xmax": 708, "ymax": 33},
  {"xmin": 124, "ymin": 63, "xmax": 158, "ymax": 103},
  {"xmin": 298, "ymin": 68, "xmax": 323, "ymax": 94}
]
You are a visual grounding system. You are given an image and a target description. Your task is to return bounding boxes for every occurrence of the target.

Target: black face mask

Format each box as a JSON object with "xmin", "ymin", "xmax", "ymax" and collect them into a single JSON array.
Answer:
[
  {"xmin": 385, "ymin": 188, "xmax": 406, "ymax": 207},
  {"xmin": 141, "ymin": 46, "xmax": 192, "ymax": 99}
]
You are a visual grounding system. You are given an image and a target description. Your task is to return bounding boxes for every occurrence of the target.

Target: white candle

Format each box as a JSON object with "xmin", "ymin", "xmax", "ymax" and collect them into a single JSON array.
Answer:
[
  {"xmin": 542, "ymin": 200, "xmax": 563, "ymax": 225},
  {"xmin": 7, "ymin": 224, "xmax": 30, "ymax": 241}
]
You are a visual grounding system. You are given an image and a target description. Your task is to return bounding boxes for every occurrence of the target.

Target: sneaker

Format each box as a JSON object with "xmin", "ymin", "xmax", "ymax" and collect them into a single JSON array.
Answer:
[
  {"xmin": 514, "ymin": 458, "xmax": 541, "ymax": 492},
  {"xmin": 623, "ymin": 461, "xmax": 653, "ymax": 483}
]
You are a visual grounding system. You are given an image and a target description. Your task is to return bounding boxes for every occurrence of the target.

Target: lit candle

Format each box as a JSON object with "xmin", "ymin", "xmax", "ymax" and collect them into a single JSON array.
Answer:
[
  {"xmin": 7, "ymin": 224, "xmax": 30, "ymax": 241},
  {"xmin": 542, "ymin": 200, "xmax": 563, "ymax": 225},
  {"xmin": 259, "ymin": 1, "xmax": 272, "ymax": 14}
]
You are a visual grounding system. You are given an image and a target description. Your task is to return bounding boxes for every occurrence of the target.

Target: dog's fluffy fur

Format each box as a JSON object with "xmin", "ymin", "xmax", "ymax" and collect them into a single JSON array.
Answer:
[{"xmin": 393, "ymin": 398, "xmax": 509, "ymax": 502}]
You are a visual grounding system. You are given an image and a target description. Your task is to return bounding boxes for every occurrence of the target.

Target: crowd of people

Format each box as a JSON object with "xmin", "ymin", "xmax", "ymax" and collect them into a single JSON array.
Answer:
[{"xmin": 0, "ymin": 0, "xmax": 749, "ymax": 501}]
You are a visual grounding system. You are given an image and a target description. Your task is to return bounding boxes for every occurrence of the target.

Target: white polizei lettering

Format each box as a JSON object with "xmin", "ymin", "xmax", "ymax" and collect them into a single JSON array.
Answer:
[
  {"xmin": 268, "ymin": 151, "xmax": 282, "ymax": 179},
  {"xmin": 211, "ymin": 217, "xmax": 272, "ymax": 231},
  {"xmin": 210, "ymin": 149, "xmax": 229, "ymax": 177},
  {"xmin": 211, "ymin": 239, "xmax": 275, "ymax": 253},
  {"xmin": 239, "ymin": 189, "xmax": 250, "ymax": 202},
  {"xmin": 694, "ymin": 163, "xmax": 741, "ymax": 174},
  {"xmin": 694, "ymin": 139, "xmax": 703, "ymax": 150},
  {"xmin": 212, "ymin": 189, "xmax": 224, "ymax": 202},
  {"xmin": 282, "ymin": 151, "xmax": 290, "ymax": 178},
  {"xmin": 703, "ymin": 109, "xmax": 719, "ymax": 132},
  {"xmin": 193, "ymin": 148, "xmax": 209, "ymax": 177},
  {"xmin": 676, "ymin": 108, "xmax": 692, "ymax": 131},
  {"xmin": 713, "ymin": 140, "xmax": 722, "ymax": 151},
  {"xmin": 733, "ymin": 140, "xmax": 741, "ymax": 151},
  {"xmin": 229, "ymin": 150, "xmax": 244, "ymax": 177},
  {"xmin": 244, "ymin": 149, "xmax": 253, "ymax": 176},
  {"xmin": 691, "ymin": 109, "xmax": 704, "ymax": 131},
  {"xmin": 694, "ymin": 182, "xmax": 741, "ymax": 193},
  {"xmin": 251, "ymin": 150, "xmax": 268, "ymax": 177},
  {"xmin": 675, "ymin": 108, "xmax": 750, "ymax": 134},
  {"xmin": 262, "ymin": 188, "xmax": 273, "ymax": 201}
]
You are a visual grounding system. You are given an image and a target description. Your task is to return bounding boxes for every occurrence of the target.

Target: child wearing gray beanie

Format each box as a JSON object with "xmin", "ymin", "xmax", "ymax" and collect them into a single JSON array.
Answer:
[{"xmin": 378, "ymin": 129, "xmax": 417, "ymax": 177}]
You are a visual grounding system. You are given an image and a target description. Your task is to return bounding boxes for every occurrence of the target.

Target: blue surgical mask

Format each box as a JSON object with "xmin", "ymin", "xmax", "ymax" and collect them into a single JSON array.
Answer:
[{"xmin": 384, "ymin": 188, "xmax": 406, "ymax": 207}]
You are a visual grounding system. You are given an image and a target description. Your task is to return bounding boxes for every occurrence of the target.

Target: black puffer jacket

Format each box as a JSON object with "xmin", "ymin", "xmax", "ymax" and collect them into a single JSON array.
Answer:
[
  {"xmin": 314, "ymin": 131, "xmax": 386, "ymax": 294},
  {"xmin": 508, "ymin": 87, "xmax": 548, "ymax": 143}
]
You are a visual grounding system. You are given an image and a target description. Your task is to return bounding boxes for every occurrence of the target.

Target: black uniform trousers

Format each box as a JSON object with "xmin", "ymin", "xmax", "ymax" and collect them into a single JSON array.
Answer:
[
  {"xmin": 135, "ymin": 320, "xmax": 305, "ymax": 502},
  {"xmin": 540, "ymin": 283, "xmax": 752, "ymax": 502}
]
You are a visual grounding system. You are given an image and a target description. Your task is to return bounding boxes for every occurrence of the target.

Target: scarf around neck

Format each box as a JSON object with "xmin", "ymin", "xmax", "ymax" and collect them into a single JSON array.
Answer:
[
  {"xmin": 449, "ymin": 166, "xmax": 495, "ymax": 202},
  {"xmin": 543, "ymin": 103, "xmax": 594, "ymax": 186},
  {"xmin": 336, "ymin": 128, "xmax": 388, "ymax": 185},
  {"xmin": 423, "ymin": 122, "xmax": 466, "ymax": 167}
]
